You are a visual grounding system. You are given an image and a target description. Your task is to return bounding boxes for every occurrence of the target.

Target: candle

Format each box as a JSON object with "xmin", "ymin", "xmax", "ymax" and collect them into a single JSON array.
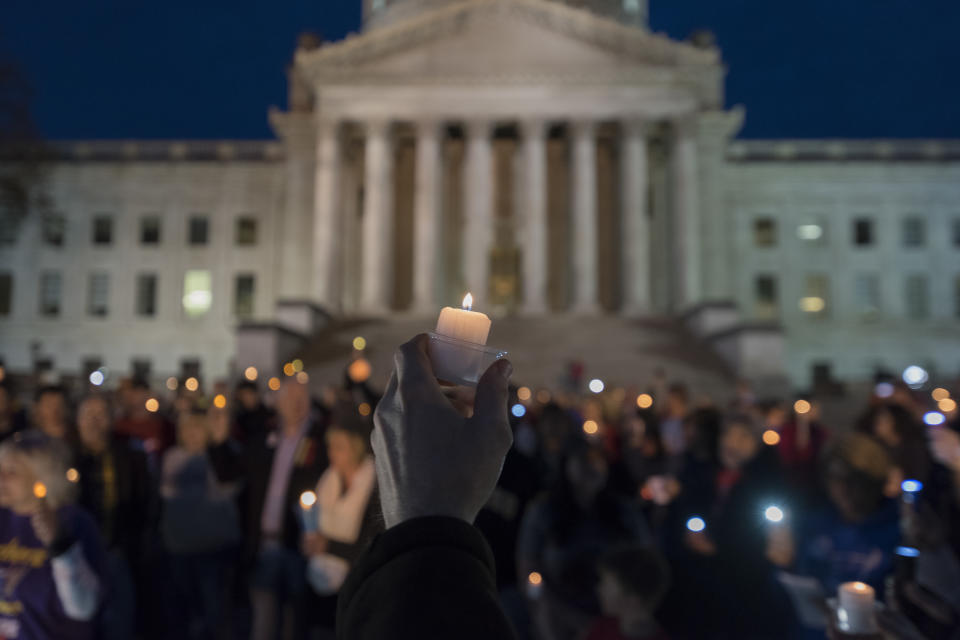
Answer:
[
  {"xmin": 837, "ymin": 581, "xmax": 876, "ymax": 633},
  {"xmin": 435, "ymin": 293, "xmax": 491, "ymax": 345},
  {"xmin": 299, "ymin": 490, "xmax": 318, "ymax": 533},
  {"xmin": 525, "ymin": 572, "xmax": 543, "ymax": 599}
]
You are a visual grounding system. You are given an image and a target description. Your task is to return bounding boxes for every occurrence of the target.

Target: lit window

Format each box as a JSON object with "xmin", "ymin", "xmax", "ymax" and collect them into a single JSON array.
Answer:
[
  {"xmin": 136, "ymin": 273, "xmax": 158, "ymax": 317},
  {"xmin": 235, "ymin": 217, "xmax": 258, "ymax": 246},
  {"xmin": 234, "ymin": 274, "xmax": 256, "ymax": 318},
  {"xmin": 141, "ymin": 216, "xmax": 161, "ymax": 245},
  {"xmin": 854, "ymin": 273, "xmax": 881, "ymax": 321},
  {"xmin": 902, "ymin": 217, "xmax": 925, "ymax": 248},
  {"xmin": 188, "ymin": 216, "xmax": 209, "ymax": 246},
  {"xmin": 905, "ymin": 274, "xmax": 930, "ymax": 320},
  {"xmin": 87, "ymin": 273, "xmax": 109, "ymax": 317},
  {"xmin": 797, "ymin": 220, "xmax": 826, "ymax": 244},
  {"xmin": 800, "ymin": 274, "xmax": 829, "ymax": 316},
  {"xmin": 754, "ymin": 274, "xmax": 778, "ymax": 319},
  {"xmin": 753, "ymin": 218, "xmax": 777, "ymax": 247},
  {"xmin": 182, "ymin": 270, "xmax": 212, "ymax": 317},
  {"xmin": 92, "ymin": 215, "xmax": 113, "ymax": 245},
  {"xmin": 0, "ymin": 272, "xmax": 12, "ymax": 316},
  {"xmin": 132, "ymin": 359, "xmax": 151, "ymax": 381},
  {"xmin": 42, "ymin": 213, "xmax": 66, "ymax": 247},
  {"xmin": 853, "ymin": 218, "xmax": 874, "ymax": 246},
  {"xmin": 39, "ymin": 271, "xmax": 62, "ymax": 317},
  {"xmin": 623, "ymin": 0, "xmax": 641, "ymax": 14}
]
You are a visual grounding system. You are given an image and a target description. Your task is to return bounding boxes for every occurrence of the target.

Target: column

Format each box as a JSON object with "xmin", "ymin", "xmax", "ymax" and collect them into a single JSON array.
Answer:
[
  {"xmin": 313, "ymin": 119, "xmax": 342, "ymax": 310},
  {"xmin": 361, "ymin": 119, "xmax": 394, "ymax": 313},
  {"xmin": 672, "ymin": 116, "xmax": 701, "ymax": 308},
  {"xmin": 621, "ymin": 119, "xmax": 650, "ymax": 314},
  {"xmin": 520, "ymin": 119, "xmax": 548, "ymax": 314},
  {"xmin": 412, "ymin": 120, "xmax": 443, "ymax": 311},
  {"xmin": 463, "ymin": 120, "xmax": 494, "ymax": 308},
  {"xmin": 571, "ymin": 120, "xmax": 599, "ymax": 313}
]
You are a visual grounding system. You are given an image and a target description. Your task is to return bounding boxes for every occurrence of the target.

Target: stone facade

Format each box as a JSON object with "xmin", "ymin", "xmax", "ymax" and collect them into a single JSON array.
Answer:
[{"xmin": 1, "ymin": 0, "xmax": 958, "ymax": 389}]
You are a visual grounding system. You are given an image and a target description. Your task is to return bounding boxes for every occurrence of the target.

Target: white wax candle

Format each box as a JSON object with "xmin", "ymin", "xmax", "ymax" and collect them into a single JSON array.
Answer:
[
  {"xmin": 435, "ymin": 293, "xmax": 491, "ymax": 345},
  {"xmin": 838, "ymin": 581, "xmax": 875, "ymax": 632}
]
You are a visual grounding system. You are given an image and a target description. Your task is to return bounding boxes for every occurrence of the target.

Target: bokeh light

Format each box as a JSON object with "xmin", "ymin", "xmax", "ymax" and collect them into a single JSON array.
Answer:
[
  {"xmin": 636, "ymin": 393, "xmax": 653, "ymax": 409},
  {"xmin": 296, "ymin": 371, "xmax": 309, "ymax": 384},
  {"xmin": 33, "ymin": 482, "xmax": 47, "ymax": 499},
  {"xmin": 924, "ymin": 411, "xmax": 946, "ymax": 426},
  {"xmin": 283, "ymin": 363, "xmax": 296, "ymax": 377},
  {"xmin": 588, "ymin": 379, "xmax": 604, "ymax": 394},
  {"xmin": 244, "ymin": 366, "xmax": 258, "ymax": 381},
  {"xmin": 895, "ymin": 546, "xmax": 920, "ymax": 558},
  {"xmin": 536, "ymin": 389, "xmax": 551, "ymax": 404},
  {"xmin": 874, "ymin": 382, "xmax": 894, "ymax": 398},
  {"xmin": 166, "ymin": 376, "xmax": 179, "ymax": 391},
  {"xmin": 932, "ymin": 387, "xmax": 950, "ymax": 402},
  {"xmin": 901, "ymin": 479, "xmax": 923, "ymax": 493},
  {"xmin": 352, "ymin": 336, "xmax": 367, "ymax": 351},
  {"xmin": 686, "ymin": 517, "xmax": 706, "ymax": 532},
  {"xmin": 184, "ymin": 377, "xmax": 199, "ymax": 392},
  {"xmin": 268, "ymin": 377, "xmax": 281, "ymax": 391},
  {"xmin": 582, "ymin": 420, "xmax": 599, "ymax": 435},
  {"xmin": 793, "ymin": 399, "xmax": 811, "ymax": 414},
  {"xmin": 762, "ymin": 430, "xmax": 781, "ymax": 446},
  {"xmin": 348, "ymin": 358, "xmax": 372, "ymax": 383},
  {"xmin": 902, "ymin": 365, "xmax": 928, "ymax": 387},
  {"xmin": 89, "ymin": 370, "xmax": 104, "ymax": 386},
  {"xmin": 292, "ymin": 359, "xmax": 304, "ymax": 373},
  {"xmin": 213, "ymin": 394, "xmax": 227, "ymax": 409},
  {"xmin": 764, "ymin": 505, "xmax": 784, "ymax": 523},
  {"xmin": 66, "ymin": 468, "xmax": 80, "ymax": 483},
  {"xmin": 145, "ymin": 398, "xmax": 159, "ymax": 413},
  {"xmin": 527, "ymin": 572, "xmax": 542, "ymax": 586},
  {"xmin": 938, "ymin": 398, "xmax": 956, "ymax": 413},
  {"xmin": 517, "ymin": 387, "xmax": 532, "ymax": 402},
  {"xmin": 300, "ymin": 491, "xmax": 317, "ymax": 508},
  {"xmin": 511, "ymin": 403, "xmax": 526, "ymax": 418},
  {"xmin": 358, "ymin": 402, "xmax": 371, "ymax": 417}
]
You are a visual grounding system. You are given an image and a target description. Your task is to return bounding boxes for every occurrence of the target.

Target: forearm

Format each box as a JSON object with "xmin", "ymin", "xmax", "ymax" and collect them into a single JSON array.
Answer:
[{"xmin": 49, "ymin": 540, "xmax": 101, "ymax": 621}]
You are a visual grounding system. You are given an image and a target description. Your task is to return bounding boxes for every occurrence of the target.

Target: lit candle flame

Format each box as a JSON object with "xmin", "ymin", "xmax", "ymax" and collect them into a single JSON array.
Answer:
[
  {"xmin": 300, "ymin": 490, "xmax": 317, "ymax": 509},
  {"xmin": 33, "ymin": 482, "xmax": 47, "ymax": 499},
  {"xmin": 462, "ymin": 293, "xmax": 473, "ymax": 311}
]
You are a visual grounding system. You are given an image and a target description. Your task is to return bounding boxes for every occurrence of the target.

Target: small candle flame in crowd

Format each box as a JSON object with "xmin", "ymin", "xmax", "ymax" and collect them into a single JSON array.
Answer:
[
  {"xmin": 527, "ymin": 572, "xmax": 542, "ymax": 586},
  {"xmin": 793, "ymin": 399, "xmax": 811, "ymax": 415},
  {"xmin": 636, "ymin": 393, "xmax": 653, "ymax": 409},
  {"xmin": 66, "ymin": 468, "xmax": 80, "ymax": 483},
  {"xmin": 33, "ymin": 482, "xmax": 47, "ymax": 499},
  {"xmin": 462, "ymin": 292, "xmax": 473, "ymax": 311},
  {"xmin": 300, "ymin": 491, "xmax": 317, "ymax": 509},
  {"xmin": 762, "ymin": 430, "xmax": 781, "ymax": 446}
]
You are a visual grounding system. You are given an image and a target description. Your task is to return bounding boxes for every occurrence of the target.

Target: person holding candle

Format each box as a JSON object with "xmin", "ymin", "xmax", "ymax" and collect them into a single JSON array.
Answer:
[{"xmin": 0, "ymin": 430, "xmax": 106, "ymax": 640}]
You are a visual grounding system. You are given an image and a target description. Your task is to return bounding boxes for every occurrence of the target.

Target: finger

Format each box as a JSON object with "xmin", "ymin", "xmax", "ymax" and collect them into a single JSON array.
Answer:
[
  {"xmin": 372, "ymin": 371, "xmax": 398, "ymax": 448},
  {"xmin": 395, "ymin": 334, "xmax": 446, "ymax": 404},
  {"xmin": 471, "ymin": 358, "xmax": 512, "ymax": 440}
]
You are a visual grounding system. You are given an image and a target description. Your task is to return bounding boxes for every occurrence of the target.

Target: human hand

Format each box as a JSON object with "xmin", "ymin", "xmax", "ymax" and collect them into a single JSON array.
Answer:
[
  {"xmin": 372, "ymin": 334, "xmax": 513, "ymax": 528},
  {"xmin": 31, "ymin": 500, "xmax": 59, "ymax": 548},
  {"xmin": 642, "ymin": 475, "xmax": 680, "ymax": 506},
  {"xmin": 766, "ymin": 525, "xmax": 795, "ymax": 567},
  {"xmin": 301, "ymin": 532, "xmax": 328, "ymax": 556},
  {"xmin": 685, "ymin": 530, "xmax": 717, "ymax": 556}
]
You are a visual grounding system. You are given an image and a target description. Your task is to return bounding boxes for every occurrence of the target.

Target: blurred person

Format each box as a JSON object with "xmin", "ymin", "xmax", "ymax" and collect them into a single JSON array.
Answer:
[
  {"xmin": 658, "ymin": 383, "xmax": 689, "ymax": 459},
  {"xmin": 207, "ymin": 378, "xmax": 327, "ymax": 640},
  {"xmin": 32, "ymin": 385, "xmax": 70, "ymax": 440},
  {"xmin": 0, "ymin": 430, "xmax": 106, "ymax": 639},
  {"xmin": 115, "ymin": 377, "xmax": 174, "ymax": 467},
  {"xmin": 336, "ymin": 334, "xmax": 516, "ymax": 639},
  {"xmin": 160, "ymin": 408, "xmax": 240, "ymax": 640},
  {"xmin": 778, "ymin": 396, "xmax": 830, "ymax": 508},
  {"xmin": 518, "ymin": 436, "xmax": 652, "ymax": 640},
  {"xmin": 855, "ymin": 403, "xmax": 930, "ymax": 483},
  {"xmin": 234, "ymin": 380, "xmax": 274, "ymax": 443},
  {"xmin": 587, "ymin": 546, "xmax": 671, "ymax": 640},
  {"xmin": 0, "ymin": 382, "xmax": 27, "ymax": 441},
  {"xmin": 535, "ymin": 402, "xmax": 576, "ymax": 488},
  {"xmin": 613, "ymin": 409, "xmax": 666, "ymax": 497},
  {"xmin": 74, "ymin": 393, "xmax": 152, "ymax": 640},
  {"xmin": 299, "ymin": 407, "xmax": 380, "ymax": 636}
]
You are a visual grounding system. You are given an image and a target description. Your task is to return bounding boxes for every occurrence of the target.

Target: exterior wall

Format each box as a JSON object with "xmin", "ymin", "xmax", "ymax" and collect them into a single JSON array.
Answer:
[
  {"xmin": 365, "ymin": 0, "xmax": 648, "ymax": 30},
  {"xmin": 724, "ymin": 152, "xmax": 960, "ymax": 387},
  {"xmin": 0, "ymin": 151, "xmax": 285, "ymax": 382}
]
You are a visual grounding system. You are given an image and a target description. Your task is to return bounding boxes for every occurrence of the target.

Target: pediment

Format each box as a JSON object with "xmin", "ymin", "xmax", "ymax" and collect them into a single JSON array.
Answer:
[{"xmin": 298, "ymin": 0, "xmax": 718, "ymax": 84}]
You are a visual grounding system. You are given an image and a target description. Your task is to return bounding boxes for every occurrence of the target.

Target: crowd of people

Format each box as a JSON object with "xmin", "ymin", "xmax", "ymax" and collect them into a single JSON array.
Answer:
[{"xmin": 0, "ymin": 351, "xmax": 959, "ymax": 639}]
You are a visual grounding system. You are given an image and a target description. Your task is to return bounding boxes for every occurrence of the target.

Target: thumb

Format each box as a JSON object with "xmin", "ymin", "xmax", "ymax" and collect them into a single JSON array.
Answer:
[{"xmin": 472, "ymin": 359, "xmax": 512, "ymax": 428}]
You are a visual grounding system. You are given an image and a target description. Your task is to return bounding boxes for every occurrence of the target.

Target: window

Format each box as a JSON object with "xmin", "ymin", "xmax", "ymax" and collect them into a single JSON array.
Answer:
[
  {"xmin": 623, "ymin": 0, "xmax": 641, "ymax": 13},
  {"xmin": 0, "ymin": 273, "xmax": 11, "ymax": 316},
  {"xmin": 140, "ymin": 216, "xmax": 161, "ymax": 245},
  {"xmin": 81, "ymin": 358, "xmax": 102, "ymax": 379},
  {"xmin": 853, "ymin": 218, "xmax": 874, "ymax": 246},
  {"xmin": 371, "ymin": 0, "xmax": 385, "ymax": 11},
  {"xmin": 131, "ymin": 359, "xmax": 151, "ymax": 381},
  {"xmin": 235, "ymin": 216, "xmax": 258, "ymax": 246},
  {"xmin": 182, "ymin": 270, "xmax": 212, "ymax": 317},
  {"xmin": 854, "ymin": 273, "xmax": 881, "ymax": 321},
  {"xmin": 953, "ymin": 219, "xmax": 960, "ymax": 247},
  {"xmin": 188, "ymin": 216, "xmax": 209, "ymax": 246},
  {"xmin": 754, "ymin": 274, "xmax": 778, "ymax": 319},
  {"xmin": 800, "ymin": 274, "xmax": 829, "ymax": 316},
  {"xmin": 136, "ymin": 274, "xmax": 158, "ymax": 317},
  {"xmin": 87, "ymin": 273, "xmax": 109, "ymax": 317},
  {"xmin": 905, "ymin": 274, "xmax": 930, "ymax": 320},
  {"xmin": 0, "ymin": 211, "xmax": 17, "ymax": 244},
  {"xmin": 180, "ymin": 358, "xmax": 201, "ymax": 381},
  {"xmin": 42, "ymin": 213, "xmax": 65, "ymax": 247},
  {"xmin": 92, "ymin": 215, "xmax": 113, "ymax": 245},
  {"xmin": 753, "ymin": 218, "xmax": 777, "ymax": 247},
  {"xmin": 39, "ymin": 271, "xmax": 62, "ymax": 317},
  {"xmin": 902, "ymin": 217, "xmax": 925, "ymax": 248},
  {"xmin": 234, "ymin": 274, "xmax": 256, "ymax": 318},
  {"xmin": 796, "ymin": 220, "xmax": 826, "ymax": 245}
]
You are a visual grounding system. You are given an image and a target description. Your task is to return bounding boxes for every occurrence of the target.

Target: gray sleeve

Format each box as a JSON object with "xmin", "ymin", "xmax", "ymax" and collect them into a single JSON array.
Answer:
[{"xmin": 49, "ymin": 543, "xmax": 101, "ymax": 621}]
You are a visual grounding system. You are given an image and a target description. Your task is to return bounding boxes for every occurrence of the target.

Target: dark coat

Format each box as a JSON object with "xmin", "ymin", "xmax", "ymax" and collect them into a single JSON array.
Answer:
[{"xmin": 336, "ymin": 516, "xmax": 518, "ymax": 640}]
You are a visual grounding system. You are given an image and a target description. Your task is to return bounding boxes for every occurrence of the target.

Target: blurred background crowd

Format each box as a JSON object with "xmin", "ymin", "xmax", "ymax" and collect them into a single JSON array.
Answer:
[{"xmin": 0, "ymin": 358, "xmax": 959, "ymax": 640}]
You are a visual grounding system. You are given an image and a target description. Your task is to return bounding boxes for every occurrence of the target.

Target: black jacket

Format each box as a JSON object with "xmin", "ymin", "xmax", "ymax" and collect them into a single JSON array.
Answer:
[
  {"xmin": 207, "ymin": 417, "xmax": 328, "ymax": 564},
  {"xmin": 336, "ymin": 516, "xmax": 518, "ymax": 640}
]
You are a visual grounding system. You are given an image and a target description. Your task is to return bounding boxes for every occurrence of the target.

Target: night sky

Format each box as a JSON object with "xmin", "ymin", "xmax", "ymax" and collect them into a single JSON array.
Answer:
[{"xmin": 2, "ymin": 0, "xmax": 957, "ymax": 140}]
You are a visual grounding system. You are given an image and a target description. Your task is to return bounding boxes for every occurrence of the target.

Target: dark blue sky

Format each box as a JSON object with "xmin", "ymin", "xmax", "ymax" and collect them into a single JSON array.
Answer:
[{"xmin": 3, "ymin": 0, "xmax": 957, "ymax": 140}]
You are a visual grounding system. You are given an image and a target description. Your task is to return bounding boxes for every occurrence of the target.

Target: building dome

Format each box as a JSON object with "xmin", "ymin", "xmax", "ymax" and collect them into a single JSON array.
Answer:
[{"xmin": 363, "ymin": 0, "xmax": 647, "ymax": 31}]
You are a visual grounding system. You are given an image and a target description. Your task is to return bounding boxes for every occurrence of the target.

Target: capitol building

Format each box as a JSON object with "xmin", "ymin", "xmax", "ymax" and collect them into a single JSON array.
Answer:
[{"xmin": 2, "ymin": 0, "xmax": 959, "ymax": 391}]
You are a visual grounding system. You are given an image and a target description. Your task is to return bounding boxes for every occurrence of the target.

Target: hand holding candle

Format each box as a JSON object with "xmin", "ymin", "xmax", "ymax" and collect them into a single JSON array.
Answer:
[
  {"xmin": 837, "ymin": 582, "xmax": 877, "ymax": 634},
  {"xmin": 299, "ymin": 490, "xmax": 318, "ymax": 533},
  {"xmin": 428, "ymin": 293, "xmax": 506, "ymax": 387}
]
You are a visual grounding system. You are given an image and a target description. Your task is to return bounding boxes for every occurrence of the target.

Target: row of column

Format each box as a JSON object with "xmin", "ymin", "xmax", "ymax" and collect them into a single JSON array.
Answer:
[{"xmin": 313, "ymin": 116, "xmax": 701, "ymax": 314}]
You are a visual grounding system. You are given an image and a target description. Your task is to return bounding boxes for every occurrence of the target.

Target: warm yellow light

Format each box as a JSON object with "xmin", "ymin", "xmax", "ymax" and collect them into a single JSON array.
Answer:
[
  {"xmin": 938, "ymin": 398, "xmax": 957, "ymax": 413},
  {"xmin": 763, "ymin": 430, "xmax": 781, "ymax": 446},
  {"xmin": 184, "ymin": 377, "xmax": 199, "ymax": 392},
  {"xmin": 33, "ymin": 482, "xmax": 47, "ymax": 499},
  {"xmin": 244, "ymin": 366, "xmax": 258, "ymax": 381},
  {"xmin": 794, "ymin": 399, "xmax": 811, "ymax": 415},
  {"xmin": 517, "ymin": 387, "xmax": 532, "ymax": 402},
  {"xmin": 462, "ymin": 292, "xmax": 473, "ymax": 311},
  {"xmin": 145, "ymin": 398, "xmax": 160, "ymax": 413},
  {"xmin": 358, "ymin": 402, "xmax": 371, "ymax": 417},
  {"xmin": 932, "ymin": 388, "xmax": 950, "ymax": 402},
  {"xmin": 296, "ymin": 371, "xmax": 309, "ymax": 384},
  {"xmin": 851, "ymin": 582, "xmax": 869, "ymax": 592},
  {"xmin": 66, "ymin": 468, "xmax": 80, "ymax": 483},
  {"xmin": 583, "ymin": 420, "xmax": 599, "ymax": 435},
  {"xmin": 528, "ymin": 571, "xmax": 542, "ymax": 585},
  {"xmin": 267, "ymin": 377, "xmax": 281, "ymax": 391},
  {"xmin": 536, "ymin": 389, "xmax": 551, "ymax": 404},
  {"xmin": 799, "ymin": 297, "xmax": 825, "ymax": 313},
  {"xmin": 300, "ymin": 491, "xmax": 317, "ymax": 508},
  {"xmin": 213, "ymin": 394, "xmax": 227, "ymax": 409},
  {"xmin": 283, "ymin": 362, "xmax": 295, "ymax": 377},
  {"xmin": 636, "ymin": 393, "xmax": 654, "ymax": 409},
  {"xmin": 165, "ymin": 376, "xmax": 178, "ymax": 391},
  {"xmin": 348, "ymin": 358, "xmax": 372, "ymax": 383},
  {"xmin": 292, "ymin": 359, "xmax": 304, "ymax": 373},
  {"xmin": 353, "ymin": 336, "xmax": 367, "ymax": 351}
]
